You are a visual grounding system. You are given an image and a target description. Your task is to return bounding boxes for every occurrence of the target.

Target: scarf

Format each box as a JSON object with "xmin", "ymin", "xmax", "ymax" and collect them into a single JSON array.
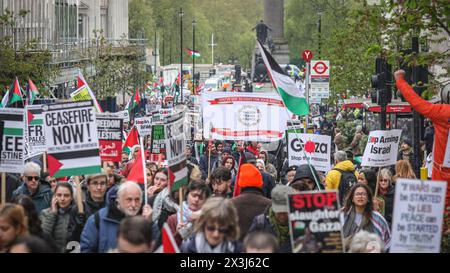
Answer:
[
  {"xmin": 343, "ymin": 206, "xmax": 374, "ymax": 239},
  {"xmin": 194, "ymin": 232, "xmax": 235, "ymax": 253},
  {"xmin": 177, "ymin": 201, "xmax": 195, "ymax": 239},
  {"xmin": 268, "ymin": 208, "xmax": 290, "ymax": 246},
  {"xmin": 152, "ymin": 188, "xmax": 179, "ymax": 223}
]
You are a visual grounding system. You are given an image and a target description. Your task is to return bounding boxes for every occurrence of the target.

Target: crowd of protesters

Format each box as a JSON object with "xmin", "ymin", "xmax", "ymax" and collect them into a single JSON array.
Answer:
[{"xmin": 0, "ymin": 70, "xmax": 448, "ymax": 253}]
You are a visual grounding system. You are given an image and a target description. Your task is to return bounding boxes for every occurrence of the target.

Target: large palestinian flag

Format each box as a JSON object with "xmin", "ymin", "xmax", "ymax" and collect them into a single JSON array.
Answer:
[
  {"xmin": 257, "ymin": 40, "xmax": 309, "ymax": 116},
  {"xmin": 1, "ymin": 78, "xmax": 24, "ymax": 108}
]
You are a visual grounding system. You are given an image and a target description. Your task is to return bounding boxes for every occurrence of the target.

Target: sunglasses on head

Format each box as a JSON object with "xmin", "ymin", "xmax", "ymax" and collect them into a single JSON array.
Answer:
[
  {"xmin": 206, "ymin": 225, "xmax": 229, "ymax": 234},
  {"xmin": 26, "ymin": 176, "xmax": 40, "ymax": 181}
]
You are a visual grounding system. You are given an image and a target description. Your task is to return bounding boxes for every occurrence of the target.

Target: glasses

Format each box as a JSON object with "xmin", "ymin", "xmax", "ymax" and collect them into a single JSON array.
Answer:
[
  {"xmin": 205, "ymin": 225, "xmax": 229, "ymax": 234},
  {"xmin": 380, "ymin": 179, "xmax": 390, "ymax": 182},
  {"xmin": 354, "ymin": 192, "xmax": 368, "ymax": 197},
  {"xmin": 26, "ymin": 176, "xmax": 40, "ymax": 181}
]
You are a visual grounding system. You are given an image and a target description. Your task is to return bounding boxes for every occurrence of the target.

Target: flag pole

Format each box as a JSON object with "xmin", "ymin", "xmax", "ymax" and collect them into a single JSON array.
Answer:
[
  {"xmin": 1, "ymin": 172, "xmax": 6, "ymax": 208},
  {"xmin": 75, "ymin": 176, "xmax": 84, "ymax": 214},
  {"xmin": 139, "ymin": 136, "xmax": 148, "ymax": 205},
  {"xmin": 43, "ymin": 152, "xmax": 48, "ymax": 173},
  {"xmin": 179, "ymin": 188, "xmax": 184, "ymax": 225}
]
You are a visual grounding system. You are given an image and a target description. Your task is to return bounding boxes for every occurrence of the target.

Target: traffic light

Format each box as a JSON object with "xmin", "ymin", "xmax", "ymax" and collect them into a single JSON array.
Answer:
[{"xmin": 371, "ymin": 57, "xmax": 392, "ymax": 106}]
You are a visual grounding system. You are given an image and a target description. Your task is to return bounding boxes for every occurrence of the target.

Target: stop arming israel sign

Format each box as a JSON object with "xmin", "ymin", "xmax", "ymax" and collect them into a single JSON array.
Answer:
[
  {"xmin": 0, "ymin": 108, "xmax": 24, "ymax": 173},
  {"xmin": 43, "ymin": 100, "xmax": 101, "ymax": 177},
  {"xmin": 287, "ymin": 132, "xmax": 331, "ymax": 172},
  {"xmin": 361, "ymin": 129, "xmax": 402, "ymax": 167},
  {"xmin": 390, "ymin": 179, "xmax": 447, "ymax": 253}
]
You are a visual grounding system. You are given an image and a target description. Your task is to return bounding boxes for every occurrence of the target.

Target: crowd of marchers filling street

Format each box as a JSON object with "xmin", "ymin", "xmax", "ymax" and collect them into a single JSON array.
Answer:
[
  {"xmin": 0, "ymin": 1, "xmax": 449, "ymax": 254},
  {"xmin": 1, "ymin": 65, "xmax": 449, "ymax": 254}
]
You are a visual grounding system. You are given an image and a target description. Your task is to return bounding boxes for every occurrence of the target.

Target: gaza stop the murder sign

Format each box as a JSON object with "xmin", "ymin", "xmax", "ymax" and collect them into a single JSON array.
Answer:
[{"xmin": 287, "ymin": 132, "xmax": 331, "ymax": 172}]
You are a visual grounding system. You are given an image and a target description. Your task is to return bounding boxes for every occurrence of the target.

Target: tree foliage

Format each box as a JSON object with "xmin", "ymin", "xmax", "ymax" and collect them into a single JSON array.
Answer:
[{"xmin": 129, "ymin": 0, "xmax": 264, "ymax": 69}]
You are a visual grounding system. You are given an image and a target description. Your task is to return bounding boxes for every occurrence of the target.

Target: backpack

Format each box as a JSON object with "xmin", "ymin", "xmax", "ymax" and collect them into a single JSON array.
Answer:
[{"xmin": 333, "ymin": 168, "xmax": 358, "ymax": 206}]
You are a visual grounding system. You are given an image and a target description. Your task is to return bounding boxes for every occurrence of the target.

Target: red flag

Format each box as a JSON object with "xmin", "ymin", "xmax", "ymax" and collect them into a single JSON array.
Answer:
[
  {"xmin": 123, "ymin": 127, "xmax": 139, "ymax": 153},
  {"xmin": 127, "ymin": 151, "xmax": 145, "ymax": 184},
  {"xmin": 162, "ymin": 223, "xmax": 180, "ymax": 253},
  {"xmin": 47, "ymin": 154, "xmax": 63, "ymax": 177},
  {"xmin": 77, "ymin": 75, "xmax": 85, "ymax": 88}
]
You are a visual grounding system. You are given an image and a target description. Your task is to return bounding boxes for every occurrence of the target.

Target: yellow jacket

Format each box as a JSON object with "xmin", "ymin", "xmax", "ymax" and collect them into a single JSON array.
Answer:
[{"xmin": 325, "ymin": 160, "xmax": 358, "ymax": 190}]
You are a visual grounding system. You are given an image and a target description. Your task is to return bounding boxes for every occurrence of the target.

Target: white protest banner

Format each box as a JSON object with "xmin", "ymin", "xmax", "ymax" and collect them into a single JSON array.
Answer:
[
  {"xmin": 361, "ymin": 129, "xmax": 402, "ymax": 167},
  {"xmin": 96, "ymin": 113, "xmax": 123, "ymax": 163},
  {"xmin": 201, "ymin": 92, "xmax": 292, "ymax": 141},
  {"xmin": 43, "ymin": 100, "xmax": 101, "ymax": 177},
  {"xmin": 288, "ymin": 191, "xmax": 343, "ymax": 253},
  {"xmin": 164, "ymin": 111, "xmax": 188, "ymax": 192},
  {"xmin": 0, "ymin": 108, "xmax": 24, "ymax": 173},
  {"xmin": 391, "ymin": 179, "xmax": 447, "ymax": 253},
  {"xmin": 24, "ymin": 105, "xmax": 46, "ymax": 160},
  {"xmin": 287, "ymin": 132, "xmax": 331, "ymax": 172},
  {"xmin": 134, "ymin": 116, "xmax": 153, "ymax": 136},
  {"xmin": 118, "ymin": 110, "xmax": 130, "ymax": 123}
]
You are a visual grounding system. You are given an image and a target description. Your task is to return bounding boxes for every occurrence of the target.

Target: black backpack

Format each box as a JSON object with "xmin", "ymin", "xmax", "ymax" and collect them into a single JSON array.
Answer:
[{"xmin": 334, "ymin": 168, "xmax": 358, "ymax": 206}]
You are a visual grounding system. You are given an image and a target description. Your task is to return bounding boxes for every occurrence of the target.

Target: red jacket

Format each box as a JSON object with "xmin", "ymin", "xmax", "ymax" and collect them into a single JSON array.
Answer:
[{"xmin": 396, "ymin": 77, "xmax": 450, "ymax": 214}]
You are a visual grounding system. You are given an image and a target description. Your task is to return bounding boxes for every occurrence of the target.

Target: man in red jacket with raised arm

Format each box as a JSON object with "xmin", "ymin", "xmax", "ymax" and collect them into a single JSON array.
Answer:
[{"xmin": 395, "ymin": 70, "xmax": 450, "ymax": 227}]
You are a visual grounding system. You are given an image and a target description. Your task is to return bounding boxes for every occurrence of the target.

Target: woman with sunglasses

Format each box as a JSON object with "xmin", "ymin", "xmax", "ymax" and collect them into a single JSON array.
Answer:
[
  {"xmin": 181, "ymin": 197, "xmax": 242, "ymax": 253},
  {"xmin": 342, "ymin": 183, "xmax": 391, "ymax": 251},
  {"xmin": 375, "ymin": 168, "xmax": 395, "ymax": 226},
  {"xmin": 40, "ymin": 183, "xmax": 86, "ymax": 253},
  {"xmin": 12, "ymin": 162, "xmax": 53, "ymax": 213}
]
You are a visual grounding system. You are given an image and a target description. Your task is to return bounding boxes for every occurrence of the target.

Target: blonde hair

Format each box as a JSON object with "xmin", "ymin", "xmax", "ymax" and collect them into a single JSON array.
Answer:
[
  {"xmin": 195, "ymin": 197, "xmax": 239, "ymax": 241},
  {"xmin": 394, "ymin": 160, "xmax": 416, "ymax": 180},
  {"xmin": 190, "ymin": 164, "xmax": 202, "ymax": 182}
]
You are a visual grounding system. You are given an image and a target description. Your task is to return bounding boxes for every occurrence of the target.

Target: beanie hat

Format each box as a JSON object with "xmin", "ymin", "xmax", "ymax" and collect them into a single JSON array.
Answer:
[
  {"xmin": 292, "ymin": 164, "xmax": 318, "ymax": 184},
  {"xmin": 238, "ymin": 163, "xmax": 263, "ymax": 188}
]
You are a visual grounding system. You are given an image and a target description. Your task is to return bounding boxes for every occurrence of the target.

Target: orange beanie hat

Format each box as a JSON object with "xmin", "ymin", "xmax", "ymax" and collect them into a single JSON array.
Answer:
[{"xmin": 238, "ymin": 163, "xmax": 263, "ymax": 188}]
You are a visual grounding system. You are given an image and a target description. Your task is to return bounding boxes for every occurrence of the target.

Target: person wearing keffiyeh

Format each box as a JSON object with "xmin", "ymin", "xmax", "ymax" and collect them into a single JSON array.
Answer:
[{"xmin": 342, "ymin": 183, "xmax": 391, "ymax": 251}]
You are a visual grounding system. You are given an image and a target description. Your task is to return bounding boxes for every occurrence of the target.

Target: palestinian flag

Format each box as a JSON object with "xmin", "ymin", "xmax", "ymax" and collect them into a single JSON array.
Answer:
[
  {"xmin": 26, "ymin": 79, "xmax": 39, "ymax": 105},
  {"xmin": 257, "ymin": 40, "xmax": 309, "ymax": 116},
  {"xmin": 47, "ymin": 149, "xmax": 101, "ymax": 178},
  {"xmin": 185, "ymin": 48, "xmax": 201, "ymax": 58},
  {"xmin": 168, "ymin": 159, "xmax": 188, "ymax": 193},
  {"xmin": 125, "ymin": 88, "xmax": 141, "ymax": 112},
  {"xmin": 0, "ymin": 89, "xmax": 10, "ymax": 108},
  {"xmin": 123, "ymin": 126, "xmax": 139, "ymax": 154},
  {"xmin": 162, "ymin": 223, "xmax": 180, "ymax": 253},
  {"xmin": 1, "ymin": 78, "xmax": 24, "ymax": 108}
]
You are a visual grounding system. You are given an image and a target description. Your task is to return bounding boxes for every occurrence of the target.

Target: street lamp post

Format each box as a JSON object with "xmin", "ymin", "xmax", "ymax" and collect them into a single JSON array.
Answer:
[
  {"xmin": 179, "ymin": 8, "xmax": 184, "ymax": 104},
  {"xmin": 317, "ymin": 10, "xmax": 322, "ymax": 59},
  {"xmin": 192, "ymin": 18, "xmax": 196, "ymax": 96}
]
